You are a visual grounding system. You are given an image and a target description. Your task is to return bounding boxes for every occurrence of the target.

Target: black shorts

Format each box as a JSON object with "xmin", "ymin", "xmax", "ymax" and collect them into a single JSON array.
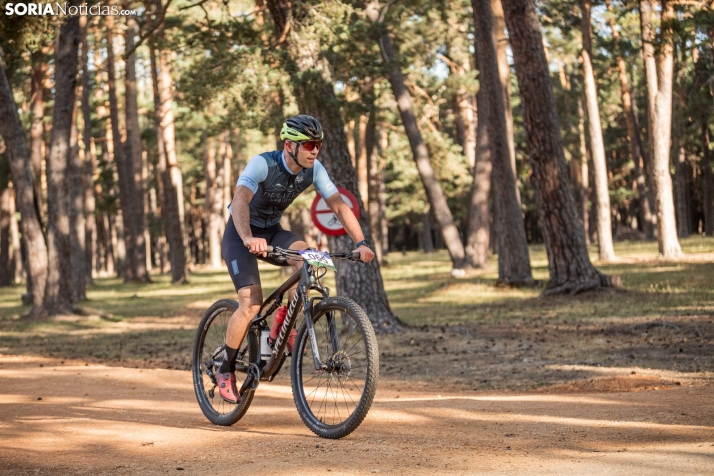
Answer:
[{"xmin": 222, "ymin": 219, "xmax": 302, "ymax": 291}]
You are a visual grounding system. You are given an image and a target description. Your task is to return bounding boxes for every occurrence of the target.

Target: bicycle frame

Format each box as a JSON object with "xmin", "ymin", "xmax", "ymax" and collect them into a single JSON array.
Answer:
[{"xmin": 249, "ymin": 258, "xmax": 333, "ymax": 383}]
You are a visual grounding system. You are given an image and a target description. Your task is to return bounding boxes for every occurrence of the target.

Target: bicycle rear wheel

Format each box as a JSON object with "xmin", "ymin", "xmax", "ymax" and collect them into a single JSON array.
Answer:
[
  {"xmin": 192, "ymin": 299, "xmax": 259, "ymax": 426},
  {"xmin": 291, "ymin": 296, "xmax": 379, "ymax": 439}
]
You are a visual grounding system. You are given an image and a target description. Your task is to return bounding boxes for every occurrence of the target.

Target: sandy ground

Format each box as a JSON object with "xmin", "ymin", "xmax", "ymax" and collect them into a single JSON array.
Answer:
[{"xmin": 1, "ymin": 354, "xmax": 713, "ymax": 475}]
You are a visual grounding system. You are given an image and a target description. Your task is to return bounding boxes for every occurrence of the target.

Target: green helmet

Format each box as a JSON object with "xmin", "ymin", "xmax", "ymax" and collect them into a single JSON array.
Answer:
[{"xmin": 280, "ymin": 115, "xmax": 324, "ymax": 142}]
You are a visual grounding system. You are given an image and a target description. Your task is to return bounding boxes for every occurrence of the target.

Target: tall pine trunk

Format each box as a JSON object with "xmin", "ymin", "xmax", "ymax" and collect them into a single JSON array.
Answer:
[
  {"xmin": 703, "ymin": 124, "xmax": 713, "ymax": 236},
  {"xmin": 472, "ymin": 0, "xmax": 532, "ymax": 284},
  {"xmin": 67, "ymin": 86, "xmax": 85, "ymax": 301},
  {"xmin": 355, "ymin": 114, "xmax": 368, "ymax": 211},
  {"xmin": 502, "ymin": 0, "xmax": 610, "ymax": 294},
  {"xmin": 640, "ymin": 0, "xmax": 682, "ymax": 258},
  {"xmin": 150, "ymin": 21, "xmax": 188, "ymax": 283},
  {"xmin": 463, "ymin": 89, "xmax": 491, "ymax": 268},
  {"xmin": 125, "ymin": 15, "xmax": 149, "ymax": 281},
  {"xmin": 42, "ymin": 7, "xmax": 81, "ymax": 315},
  {"xmin": 674, "ymin": 145, "xmax": 690, "ymax": 238},
  {"xmin": 204, "ymin": 134, "xmax": 222, "ymax": 268},
  {"xmin": 80, "ymin": 21, "xmax": 96, "ymax": 284},
  {"xmin": 0, "ymin": 186, "xmax": 12, "ymax": 286},
  {"xmin": 377, "ymin": 123, "xmax": 390, "ymax": 255},
  {"xmin": 490, "ymin": 0, "xmax": 518, "ymax": 197},
  {"xmin": 581, "ymin": 0, "xmax": 616, "ymax": 261},
  {"xmin": 106, "ymin": 15, "xmax": 137, "ymax": 281},
  {"xmin": 267, "ymin": 0, "xmax": 401, "ymax": 331},
  {"xmin": 366, "ymin": 105, "xmax": 385, "ymax": 264},
  {"xmin": 577, "ymin": 99, "xmax": 591, "ymax": 243},
  {"xmin": 605, "ymin": 0, "xmax": 655, "ymax": 238},
  {"xmin": 366, "ymin": 1, "xmax": 465, "ymax": 269},
  {"xmin": 29, "ymin": 48, "xmax": 49, "ymax": 226}
]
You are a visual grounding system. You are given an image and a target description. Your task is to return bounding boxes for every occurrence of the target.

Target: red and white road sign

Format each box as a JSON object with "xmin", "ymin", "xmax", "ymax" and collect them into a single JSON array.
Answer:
[{"xmin": 310, "ymin": 187, "xmax": 360, "ymax": 236}]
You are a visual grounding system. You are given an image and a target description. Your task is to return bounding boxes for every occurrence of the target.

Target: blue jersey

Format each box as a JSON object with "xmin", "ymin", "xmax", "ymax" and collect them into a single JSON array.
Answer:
[{"xmin": 233, "ymin": 150, "xmax": 338, "ymax": 228}]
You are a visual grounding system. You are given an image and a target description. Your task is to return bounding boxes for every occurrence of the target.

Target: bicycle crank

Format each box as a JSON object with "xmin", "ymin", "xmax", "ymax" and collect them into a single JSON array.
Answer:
[{"xmin": 239, "ymin": 363, "xmax": 261, "ymax": 397}]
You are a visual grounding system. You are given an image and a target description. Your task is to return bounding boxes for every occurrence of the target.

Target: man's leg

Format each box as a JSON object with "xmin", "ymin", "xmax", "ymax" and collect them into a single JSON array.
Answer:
[
  {"xmin": 225, "ymin": 285, "xmax": 263, "ymax": 350},
  {"xmin": 286, "ymin": 240, "xmax": 309, "ymax": 300},
  {"xmin": 216, "ymin": 285, "xmax": 262, "ymax": 403}
]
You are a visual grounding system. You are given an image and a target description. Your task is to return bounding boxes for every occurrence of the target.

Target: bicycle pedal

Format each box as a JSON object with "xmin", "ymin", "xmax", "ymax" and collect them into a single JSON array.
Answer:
[{"xmin": 248, "ymin": 363, "xmax": 260, "ymax": 390}]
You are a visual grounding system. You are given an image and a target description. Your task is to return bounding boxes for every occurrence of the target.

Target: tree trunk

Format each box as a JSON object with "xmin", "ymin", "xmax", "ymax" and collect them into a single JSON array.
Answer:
[
  {"xmin": 42, "ymin": 8, "xmax": 81, "ymax": 315},
  {"xmin": 605, "ymin": 0, "xmax": 655, "ymax": 239},
  {"xmin": 267, "ymin": 0, "xmax": 401, "ymax": 331},
  {"xmin": 703, "ymin": 124, "xmax": 713, "ymax": 236},
  {"xmin": 221, "ymin": 130, "xmax": 232, "ymax": 224},
  {"xmin": 366, "ymin": 105, "xmax": 384, "ymax": 264},
  {"xmin": 10, "ymin": 187, "xmax": 23, "ymax": 282},
  {"xmin": 346, "ymin": 118, "xmax": 356, "ymax": 168},
  {"xmin": 0, "ymin": 185, "xmax": 11, "ymax": 286},
  {"xmin": 105, "ymin": 15, "xmax": 137, "ymax": 281},
  {"xmin": 125, "ymin": 14, "xmax": 149, "ymax": 281},
  {"xmin": 67, "ymin": 88, "xmax": 85, "ymax": 301},
  {"xmin": 576, "ymin": 99, "xmax": 591, "ymax": 243},
  {"xmin": 150, "ymin": 23, "xmax": 188, "ymax": 283},
  {"xmin": 366, "ymin": 2, "xmax": 466, "ymax": 269},
  {"xmin": 421, "ymin": 211, "xmax": 434, "ymax": 252},
  {"xmin": 472, "ymin": 0, "xmax": 533, "ymax": 284},
  {"xmin": 204, "ymin": 133, "xmax": 222, "ymax": 268},
  {"xmin": 675, "ymin": 145, "xmax": 690, "ymax": 238},
  {"xmin": 490, "ymin": 0, "xmax": 518, "ymax": 196},
  {"xmin": 29, "ymin": 48, "xmax": 49, "ymax": 227},
  {"xmin": 459, "ymin": 94, "xmax": 477, "ymax": 171},
  {"xmin": 640, "ymin": 0, "xmax": 682, "ymax": 258},
  {"xmin": 502, "ymin": 0, "xmax": 610, "ymax": 294},
  {"xmin": 581, "ymin": 0, "xmax": 616, "ymax": 261},
  {"xmin": 464, "ymin": 89, "xmax": 491, "ymax": 268},
  {"xmin": 357, "ymin": 114, "xmax": 369, "ymax": 210},
  {"xmin": 80, "ymin": 22, "xmax": 96, "ymax": 284},
  {"xmin": 377, "ymin": 122, "xmax": 389, "ymax": 256}
]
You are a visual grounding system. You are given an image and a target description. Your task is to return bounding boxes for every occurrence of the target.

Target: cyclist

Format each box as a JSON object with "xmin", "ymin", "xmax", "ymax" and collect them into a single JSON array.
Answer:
[{"xmin": 217, "ymin": 114, "xmax": 375, "ymax": 403}]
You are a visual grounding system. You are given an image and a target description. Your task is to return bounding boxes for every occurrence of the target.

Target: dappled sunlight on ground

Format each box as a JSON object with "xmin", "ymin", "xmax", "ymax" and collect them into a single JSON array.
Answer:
[{"xmin": 1, "ymin": 355, "xmax": 712, "ymax": 474}]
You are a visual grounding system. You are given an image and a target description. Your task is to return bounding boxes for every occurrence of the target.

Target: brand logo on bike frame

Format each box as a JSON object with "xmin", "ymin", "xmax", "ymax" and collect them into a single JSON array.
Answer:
[{"xmin": 273, "ymin": 290, "xmax": 301, "ymax": 357}]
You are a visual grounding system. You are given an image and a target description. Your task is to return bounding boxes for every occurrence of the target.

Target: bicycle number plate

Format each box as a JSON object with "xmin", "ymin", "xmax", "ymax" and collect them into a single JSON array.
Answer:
[{"xmin": 298, "ymin": 250, "xmax": 336, "ymax": 271}]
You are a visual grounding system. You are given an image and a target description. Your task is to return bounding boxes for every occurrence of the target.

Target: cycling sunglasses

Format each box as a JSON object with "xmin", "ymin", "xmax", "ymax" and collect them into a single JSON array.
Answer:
[{"xmin": 296, "ymin": 140, "xmax": 322, "ymax": 151}]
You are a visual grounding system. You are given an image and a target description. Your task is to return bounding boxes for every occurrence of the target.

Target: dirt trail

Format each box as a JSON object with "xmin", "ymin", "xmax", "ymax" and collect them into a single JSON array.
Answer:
[{"xmin": 0, "ymin": 354, "xmax": 712, "ymax": 475}]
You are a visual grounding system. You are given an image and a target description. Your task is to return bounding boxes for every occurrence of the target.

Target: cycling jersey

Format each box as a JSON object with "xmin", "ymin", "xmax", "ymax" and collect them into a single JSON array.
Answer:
[
  {"xmin": 223, "ymin": 150, "xmax": 339, "ymax": 291},
  {"xmin": 233, "ymin": 150, "xmax": 338, "ymax": 228}
]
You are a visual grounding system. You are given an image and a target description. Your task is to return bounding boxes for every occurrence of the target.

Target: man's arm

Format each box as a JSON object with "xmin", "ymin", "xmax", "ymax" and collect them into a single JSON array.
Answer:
[
  {"xmin": 325, "ymin": 193, "xmax": 375, "ymax": 263},
  {"xmin": 231, "ymin": 185, "xmax": 268, "ymax": 256}
]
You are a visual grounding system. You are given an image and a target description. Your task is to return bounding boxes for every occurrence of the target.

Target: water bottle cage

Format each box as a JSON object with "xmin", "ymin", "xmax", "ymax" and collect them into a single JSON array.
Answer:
[{"xmin": 267, "ymin": 336, "xmax": 276, "ymax": 348}]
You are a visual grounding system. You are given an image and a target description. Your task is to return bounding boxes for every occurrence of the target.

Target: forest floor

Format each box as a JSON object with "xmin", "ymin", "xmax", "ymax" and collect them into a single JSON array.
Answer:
[{"xmin": 0, "ymin": 238, "xmax": 713, "ymax": 473}]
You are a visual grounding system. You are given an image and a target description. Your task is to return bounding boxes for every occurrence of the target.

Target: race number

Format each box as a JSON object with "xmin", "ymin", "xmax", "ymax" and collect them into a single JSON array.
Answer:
[{"xmin": 298, "ymin": 250, "xmax": 336, "ymax": 271}]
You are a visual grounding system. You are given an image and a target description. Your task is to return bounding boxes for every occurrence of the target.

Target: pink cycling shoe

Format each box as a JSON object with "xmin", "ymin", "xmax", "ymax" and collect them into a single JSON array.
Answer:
[{"xmin": 215, "ymin": 372, "xmax": 240, "ymax": 403}]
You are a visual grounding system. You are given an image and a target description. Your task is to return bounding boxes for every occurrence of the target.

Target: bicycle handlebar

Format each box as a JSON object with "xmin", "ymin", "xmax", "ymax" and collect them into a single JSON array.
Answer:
[{"xmin": 265, "ymin": 246, "xmax": 362, "ymax": 262}]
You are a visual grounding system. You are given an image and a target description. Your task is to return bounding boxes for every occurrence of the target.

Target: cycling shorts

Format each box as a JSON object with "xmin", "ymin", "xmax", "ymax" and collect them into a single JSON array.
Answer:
[{"xmin": 222, "ymin": 218, "xmax": 301, "ymax": 291}]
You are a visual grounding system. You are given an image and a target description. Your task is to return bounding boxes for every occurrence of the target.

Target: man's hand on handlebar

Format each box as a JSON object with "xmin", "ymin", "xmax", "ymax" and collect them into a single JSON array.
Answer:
[
  {"xmin": 354, "ymin": 245, "xmax": 374, "ymax": 263},
  {"xmin": 244, "ymin": 236, "xmax": 268, "ymax": 257}
]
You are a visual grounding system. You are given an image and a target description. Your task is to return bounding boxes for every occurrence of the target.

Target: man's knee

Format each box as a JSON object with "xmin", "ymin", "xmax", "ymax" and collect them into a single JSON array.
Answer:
[
  {"xmin": 288, "ymin": 241, "xmax": 309, "ymax": 268},
  {"xmin": 237, "ymin": 285, "xmax": 263, "ymax": 316},
  {"xmin": 289, "ymin": 241, "xmax": 309, "ymax": 251}
]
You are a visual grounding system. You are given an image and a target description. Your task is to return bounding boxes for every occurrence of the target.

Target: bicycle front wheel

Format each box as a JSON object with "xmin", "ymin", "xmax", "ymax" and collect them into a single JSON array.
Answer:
[
  {"xmin": 192, "ymin": 299, "xmax": 259, "ymax": 426},
  {"xmin": 291, "ymin": 296, "xmax": 379, "ymax": 439}
]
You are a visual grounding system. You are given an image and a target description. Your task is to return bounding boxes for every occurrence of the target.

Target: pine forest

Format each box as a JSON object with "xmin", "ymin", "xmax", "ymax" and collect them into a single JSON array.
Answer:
[{"xmin": 0, "ymin": 0, "xmax": 712, "ymax": 319}]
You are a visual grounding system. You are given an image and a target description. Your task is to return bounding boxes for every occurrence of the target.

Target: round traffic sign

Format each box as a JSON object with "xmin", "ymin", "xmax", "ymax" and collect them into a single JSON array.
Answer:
[{"xmin": 310, "ymin": 187, "xmax": 360, "ymax": 236}]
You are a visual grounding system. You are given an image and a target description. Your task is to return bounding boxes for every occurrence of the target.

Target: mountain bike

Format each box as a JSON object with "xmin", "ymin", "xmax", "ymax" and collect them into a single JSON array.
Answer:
[{"xmin": 192, "ymin": 246, "xmax": 379, "ymax": 439}]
